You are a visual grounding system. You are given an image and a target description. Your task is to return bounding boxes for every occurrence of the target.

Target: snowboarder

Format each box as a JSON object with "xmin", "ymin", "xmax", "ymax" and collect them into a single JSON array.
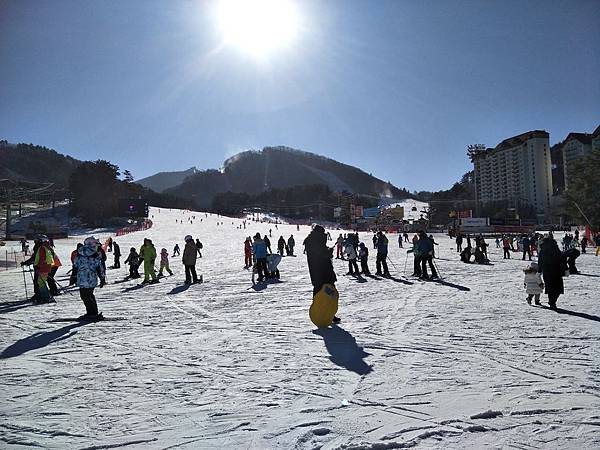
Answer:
[
  {"xmin": 538, "ymin": 237, "xmax": 565, "ymax": 310},
  {"xmin": 183, "ymin": 235, "xmax": 200, "ymax": 284},
  {"xmin": 173, "ymin": 244, "xmax": 180, "ymax": 257},
  {"xmin": 139, "ymin": 238, "xmax": 158, "ymax": 284},
  {"xmin": 375, "ymin": 231, "xmax": 390, "ymax": 277},
  {"xmin": 158, "ymin": 248, "xmax": 173, "ymax": 277},
  {"xmin": 252, "ymin": 233, "xmax": 268, "ymax": 282},
  {"xmin": 358, "ymin": 242, "xmax": 370, "ymax": 275},
  {"xmin": 304, "ymin": 225, "xmax": 339, "ymax": 323},
  {"xmin": 124, "ymin": 247, "xmax": 141, "ymax": 279},
  {"xmin": 112, "ymin": 241, "xmax": 121, "ymax": 269},
  {"xmin": 73, "ymin": 236, "xmax": 106, "ymax": 319},
  {"xmin": 523, "ymin": 262, "xmax": 543, "ymax": 305}
]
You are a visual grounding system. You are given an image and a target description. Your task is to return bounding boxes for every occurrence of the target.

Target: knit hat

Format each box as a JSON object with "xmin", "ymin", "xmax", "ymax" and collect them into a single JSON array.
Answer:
[
  {"xmin": 185, "ymin": 235, "xmax": 193, "ymax": 241},
  {"xmin": 84, "ymin": 236, "xmax": 99, "ymax": 247}
]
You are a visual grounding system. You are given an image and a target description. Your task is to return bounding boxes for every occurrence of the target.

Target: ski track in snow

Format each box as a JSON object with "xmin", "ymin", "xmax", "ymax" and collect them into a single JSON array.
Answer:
[{"xmin": 1, "ymin": 207, "xmax": 599, "ymax": 449}]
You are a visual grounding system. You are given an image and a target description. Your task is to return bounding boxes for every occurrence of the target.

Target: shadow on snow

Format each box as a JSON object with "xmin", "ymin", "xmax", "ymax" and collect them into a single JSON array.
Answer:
[
  {"xmin": 1, "ymin": 322, "xmax": 89, "ymax": 358},
  {"xmin": 313, "ymin": 325, "xmax": 373, "ymax": 376}
]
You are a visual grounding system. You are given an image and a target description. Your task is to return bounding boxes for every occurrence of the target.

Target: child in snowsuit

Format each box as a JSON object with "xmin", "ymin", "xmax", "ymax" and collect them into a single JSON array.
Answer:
[
  {"xmin": 158, "ymin": 248, "xmax": 173, "ymax": 276},
  {"xmin": 358, "ymin": 242, "xmax": 370, "ymax": 275},
  {"xmin": 523, "ymin": 262, "xmax": 544, "ymax": 305},
  {"xmin": 73, "ymin": 236, "xmax": 106, "ymax": 319},
  {"xmin": 139, "ymin": 238, "xmax": 158, "ymax": 283},
  {"xmin": 124, "ymin": 247, "xmax": 141, "ymax": 279}
]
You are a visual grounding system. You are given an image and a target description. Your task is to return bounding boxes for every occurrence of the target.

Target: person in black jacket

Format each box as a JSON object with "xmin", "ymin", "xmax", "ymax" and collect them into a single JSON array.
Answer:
[
  {"xmin": 304, "ymin": 225, "xmax": 339, "ymax": 322},
  {"xmin": 537, "ymin": 237, "xmax": 565, "ymax": 310},
  {"xmin": 112, "ymin": 241, "xmax": 121, "ymax": 269}
]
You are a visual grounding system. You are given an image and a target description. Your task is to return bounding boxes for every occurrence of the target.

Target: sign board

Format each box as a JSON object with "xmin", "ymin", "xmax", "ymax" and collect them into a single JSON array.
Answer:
[
  {"xmin": 363, "ymin": 207, "xmax": 379, "ymax": 218},
  {"xmin": 459, "ymin": 217, "xmax": 488, "ymax": 227}
]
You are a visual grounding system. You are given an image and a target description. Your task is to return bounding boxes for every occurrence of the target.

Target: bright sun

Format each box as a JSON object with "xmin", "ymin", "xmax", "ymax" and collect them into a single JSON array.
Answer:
[{"xmin": 216, "ymin": 0, "xmax": 300, "ymax": 58}]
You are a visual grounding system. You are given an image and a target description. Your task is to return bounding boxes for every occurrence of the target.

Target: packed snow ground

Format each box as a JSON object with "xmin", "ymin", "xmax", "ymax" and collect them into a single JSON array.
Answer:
[{"xmin": 1, "ymin": 207, "xmax": 599, "ymax": 449}]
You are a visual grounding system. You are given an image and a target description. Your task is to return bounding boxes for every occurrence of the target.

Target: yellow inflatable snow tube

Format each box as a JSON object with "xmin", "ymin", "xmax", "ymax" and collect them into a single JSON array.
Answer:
[{"xmin": 309, "ymin": 283, "xmax": 339, "ymax": 328}]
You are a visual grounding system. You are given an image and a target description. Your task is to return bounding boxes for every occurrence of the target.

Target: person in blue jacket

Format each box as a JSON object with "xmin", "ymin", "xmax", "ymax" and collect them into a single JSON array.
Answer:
[
  {"xmin": 252, "ymin": 233, "xmax": 268, "ymax": 282},
  {"xmin": 416, "ymin": 230, "xmax": 438, "ymax": 280}
]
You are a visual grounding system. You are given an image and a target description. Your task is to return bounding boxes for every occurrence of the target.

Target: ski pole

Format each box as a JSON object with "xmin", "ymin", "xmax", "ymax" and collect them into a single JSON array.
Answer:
[
  {"xmin": 386, "ymin": 255, "xmax": 399, "ymax": 271},
  {"xmin": 432, "ymin": 259, "xmax": 443, "ymax": 280},
  {"xmin": 403, "ymin": 252, "xmax": 409, "ymax": 276},
  {"xmin": 21, "ymin": 266, "xmax": 28, "ymax": 301}
]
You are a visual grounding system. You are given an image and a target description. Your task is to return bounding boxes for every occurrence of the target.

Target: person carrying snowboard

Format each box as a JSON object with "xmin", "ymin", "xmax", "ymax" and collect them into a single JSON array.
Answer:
[
  {"xmin": 139, "ymin": 238, "xmax": 158, "ymax": 284},
  {"xmin": 124, "ymin": 247, "xmax": 141, "ymax": 279},
  {"xmin": 158, "ymin": 248, "xmax": 174, "ymax": 277},
  {"xmin": 304, "ymin": 224, "xmax": 340, "ymax": 323},
  {"xmin": 73, "ymin": 236, "xmax": 106, "ymax": 320},
  {"xmin": 523, "ymin": 262, "xmax": 543, "ymax": 305},
  {"xmin": 183, "ymin": 235, "xmax": 200, "ymax": 284}
]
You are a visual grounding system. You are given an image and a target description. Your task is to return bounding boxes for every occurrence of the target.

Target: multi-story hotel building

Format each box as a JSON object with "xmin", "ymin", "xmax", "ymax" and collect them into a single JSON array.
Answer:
[
  {"xmin": 562, "ymin": 132, "xmax": 593, "ymax": 189},
  {"xmin": 469, "ymin": 130, "xmax": 553, "ymax": 214}
]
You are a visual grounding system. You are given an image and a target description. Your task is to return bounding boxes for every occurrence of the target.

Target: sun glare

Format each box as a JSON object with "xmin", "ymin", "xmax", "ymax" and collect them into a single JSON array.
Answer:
[{"xmin": 216, "ymin": 0, "xmax": 300, "ymax": 58}]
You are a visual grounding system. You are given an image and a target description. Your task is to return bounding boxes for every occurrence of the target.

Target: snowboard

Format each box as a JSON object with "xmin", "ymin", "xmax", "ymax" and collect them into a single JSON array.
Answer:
[{"xmin": 309, "ymin": 283, "xmax": 339, "ymax": 328}]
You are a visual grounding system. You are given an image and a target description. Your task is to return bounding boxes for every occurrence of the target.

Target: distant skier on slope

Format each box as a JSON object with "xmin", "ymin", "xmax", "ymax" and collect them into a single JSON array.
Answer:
[
  {"xmin": 304, "ymin": 224, "xmax": 340, "ymax": 323},
  {"xmin": 73, "ymin": 236, "xmax": 106, "ymax": 320}
]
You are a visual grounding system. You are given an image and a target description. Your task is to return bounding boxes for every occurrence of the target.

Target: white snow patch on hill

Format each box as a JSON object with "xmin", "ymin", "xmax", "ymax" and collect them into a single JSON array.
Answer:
[{"xmin": 0, "ymin": 207, "xmax": 599, "ymax": 449}]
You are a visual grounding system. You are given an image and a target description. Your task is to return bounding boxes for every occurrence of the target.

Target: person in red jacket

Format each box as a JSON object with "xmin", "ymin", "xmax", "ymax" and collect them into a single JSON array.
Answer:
[{"xmin": 244, "ymin": 237, "xmax": 252, "ymax": 268}]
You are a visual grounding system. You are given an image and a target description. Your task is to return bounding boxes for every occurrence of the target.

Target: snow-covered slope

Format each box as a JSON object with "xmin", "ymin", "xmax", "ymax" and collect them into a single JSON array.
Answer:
[{"xmin": 1, "ymin": 207, "xmax": 599, "ymax": 449}]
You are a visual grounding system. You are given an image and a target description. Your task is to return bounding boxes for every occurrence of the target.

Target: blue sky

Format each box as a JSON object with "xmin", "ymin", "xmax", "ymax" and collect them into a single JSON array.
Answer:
[{"xmin": 1, "ymin": 0, "xmax": 599, "ymax": 191}]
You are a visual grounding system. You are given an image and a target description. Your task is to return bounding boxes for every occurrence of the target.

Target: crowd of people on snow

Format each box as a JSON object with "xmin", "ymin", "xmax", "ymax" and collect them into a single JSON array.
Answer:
[{"xmin": 15, "ymin": 211, "xmax": 599, "ymax": 321}]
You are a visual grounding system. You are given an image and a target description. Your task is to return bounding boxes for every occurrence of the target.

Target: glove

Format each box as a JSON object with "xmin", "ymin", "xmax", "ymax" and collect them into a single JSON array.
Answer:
[{"xmin": 99, "ymin": 279, "xmax": 106, "ymax": 288}]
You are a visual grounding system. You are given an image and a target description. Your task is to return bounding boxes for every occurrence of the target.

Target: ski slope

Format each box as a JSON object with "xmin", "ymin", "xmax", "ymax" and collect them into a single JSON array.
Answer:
[{"xmin": 1, "ymin": 207, "xmax": 599, "ymax": 449}]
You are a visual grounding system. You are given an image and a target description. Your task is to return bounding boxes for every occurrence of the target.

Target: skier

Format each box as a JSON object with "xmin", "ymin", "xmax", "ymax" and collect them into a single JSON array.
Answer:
[
  {"xmin": 277, "ymin": 236, "xmax": 286, "ymax": 256},
  {"xmin": 416, "ymin": 231, "xmax": 438, "ymax": 279},
  {"xmin": 124, "ymin": 247, "xmax": 141, "ymax": 279},
  {"xmin": 139, "ymin": 238, "xmax": 158, "ymax": 284},
  {"xmin": 244, "ymin": 237, "xmax": 253, "ymax": 268},
  {"xmin": 304, "ymin": 225, "xmax": 339, "ymax": 323},
  {"xmin": 73, "ymin": 236, "xmax": 106, "ymax": 320},
  {"xmin": 523, "ymin": 262, "xmax": 543, "ymax": 305},
  {"xmin": 158, "ymin": 248, "xmax": 173, "ymax": 277},
  {"xmin": 358, "ymin": 242, "xmax": 371, "ymax": 275},
  {"xmin": 252, "ymin": 233, "xmax": 268, "ymax": 282},
  {"xmin": 20, "ymin": 236, "xmax": 49, "ymax": 303},
  {"xmin": 412, "ymin": 234, "xmax": 422, "ymax": 277},
  {"xmin": 195, "ymin": 238, "xmax": 203, "ymax": 258},
  {"xmin": 173, "ymin": 244, "xmax": 180, "ymax": 257},
  {"xmin": 183, "ymin": 235, "xmax": 200, "ymax": 284},
  {"xmin": 112, "ymin": 241, "xmax": 121, "ymax": 269},
  {"xmin": 46, "ymin": 244, "xmax": 62, "ymax": 297},
  {"xmin": 538, "ymin": 236, "xmax": 565, "ymax": 310},
  {"xmin": 375, "ymin": 231, "xmax": 390, "ymax": 277},
  {"xmin": 344, "ymin": 240, "xmax": 360, "ymax": 276}
]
